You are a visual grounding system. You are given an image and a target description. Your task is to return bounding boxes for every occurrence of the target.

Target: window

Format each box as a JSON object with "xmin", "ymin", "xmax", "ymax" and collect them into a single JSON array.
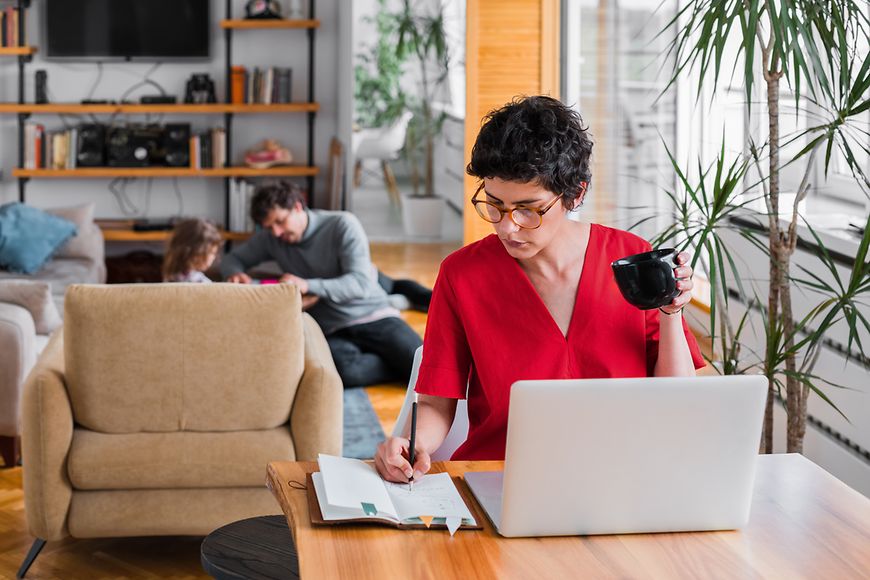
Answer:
[{"xmin": 561, "ymin": 0, "xmax": 679, "ymax": 241}]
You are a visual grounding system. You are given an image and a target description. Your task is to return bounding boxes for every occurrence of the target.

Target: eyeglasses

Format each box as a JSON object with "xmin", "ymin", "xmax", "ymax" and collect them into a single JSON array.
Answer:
[{"xmin": 471, "ymin": 186, "xmax": 564, "ymax": 230}]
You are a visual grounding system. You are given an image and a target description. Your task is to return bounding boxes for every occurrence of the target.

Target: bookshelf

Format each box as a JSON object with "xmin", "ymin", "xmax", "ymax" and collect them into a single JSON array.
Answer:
[
  {"xmin": 1, "ymin": 0, "xmax": 319, "ymax": 240},
  {"xmin": 13, "ymin": 166, "xmax": 319, "ymax": 179},
  {"xmin": 220, "ymin": 0, "xmax": 319, "ymax": 216},
  {"xmin": 0, "ymin": 46, "xmax": 35, "ymax": 56}
]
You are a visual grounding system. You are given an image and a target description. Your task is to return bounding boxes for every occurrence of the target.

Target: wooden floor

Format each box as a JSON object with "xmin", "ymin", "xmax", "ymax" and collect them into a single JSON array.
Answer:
[{"xmin": 0, "ymin": 242, "xmax": 457, "ymax": 579}]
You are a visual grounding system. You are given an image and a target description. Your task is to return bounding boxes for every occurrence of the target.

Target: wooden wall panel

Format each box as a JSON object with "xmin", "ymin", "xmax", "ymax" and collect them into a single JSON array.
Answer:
[{"xmin": 463, "ymin": 0, "xmax": 560, "ymax": 245}]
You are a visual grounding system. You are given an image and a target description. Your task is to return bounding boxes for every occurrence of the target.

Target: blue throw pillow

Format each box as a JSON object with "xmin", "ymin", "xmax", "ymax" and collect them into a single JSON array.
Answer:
[{"xmin": 0, "ymin": 203, "xmax": 78, "ymax": 274}]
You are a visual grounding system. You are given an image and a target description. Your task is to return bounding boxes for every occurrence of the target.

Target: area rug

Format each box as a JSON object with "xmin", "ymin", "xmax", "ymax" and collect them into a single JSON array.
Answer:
[{"xmin": 343, "ymin": 388, "xmax": 386, "ymax": 459}]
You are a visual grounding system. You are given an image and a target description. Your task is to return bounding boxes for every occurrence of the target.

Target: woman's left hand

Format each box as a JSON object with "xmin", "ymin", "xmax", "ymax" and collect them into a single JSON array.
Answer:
[{"xmin": 661, "ymin": 251, "xmax": 694, "ymax": 315}]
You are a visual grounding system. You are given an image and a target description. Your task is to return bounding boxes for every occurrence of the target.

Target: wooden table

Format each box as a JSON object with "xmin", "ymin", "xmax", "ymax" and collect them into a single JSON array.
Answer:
[{"xmin": 267, "ymin": 455, "xmax": 870, "ymax": 579}]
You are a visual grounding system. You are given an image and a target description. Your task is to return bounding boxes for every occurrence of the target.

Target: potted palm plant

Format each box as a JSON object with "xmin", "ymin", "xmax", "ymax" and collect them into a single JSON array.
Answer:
[{"xmin": 652, "ymin": 0, "xmax": 870, "ymax": 453}]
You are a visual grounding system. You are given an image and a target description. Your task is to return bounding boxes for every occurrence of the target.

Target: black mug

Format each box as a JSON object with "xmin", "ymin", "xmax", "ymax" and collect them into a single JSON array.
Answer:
[{"xmin": 611, "ymin": 248, "xmax": 680, "ymax": 310}]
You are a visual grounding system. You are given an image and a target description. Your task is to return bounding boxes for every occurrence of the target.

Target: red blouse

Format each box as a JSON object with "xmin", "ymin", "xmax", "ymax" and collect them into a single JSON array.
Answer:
[{"xmin": 414, "ymin": 224, "xmax": 705, "ymax": 460}]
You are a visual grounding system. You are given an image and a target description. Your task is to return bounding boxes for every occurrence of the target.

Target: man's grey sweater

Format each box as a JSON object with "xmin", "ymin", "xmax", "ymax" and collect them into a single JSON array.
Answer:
[{"xmin": 221, "ymin": 209, "xmax": 394, "ymax": 335}]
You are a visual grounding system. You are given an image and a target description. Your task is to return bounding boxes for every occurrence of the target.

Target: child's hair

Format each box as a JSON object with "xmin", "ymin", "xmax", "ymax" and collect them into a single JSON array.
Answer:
[
  {"xmin": 467, "ymin": 95, "xmax": 594, "ymax": 210},
  {"xmin": 162, "ymin": 218, "xmax": 222, "ymax": 281}
]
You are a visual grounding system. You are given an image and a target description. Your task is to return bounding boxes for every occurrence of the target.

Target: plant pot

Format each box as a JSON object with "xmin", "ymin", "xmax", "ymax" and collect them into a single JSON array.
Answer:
[{"xmin": 401, "ymin": 195, "xmax": 444, "ymax": 238}]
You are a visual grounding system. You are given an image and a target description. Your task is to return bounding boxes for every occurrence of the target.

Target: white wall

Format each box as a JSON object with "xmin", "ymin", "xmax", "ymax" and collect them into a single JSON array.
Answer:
[{"xmin": 0, "ymin": 0, "xmax": 349, "ymax": 218}]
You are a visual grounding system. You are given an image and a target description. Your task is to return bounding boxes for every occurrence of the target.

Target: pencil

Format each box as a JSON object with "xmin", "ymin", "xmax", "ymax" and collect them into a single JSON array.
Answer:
[{"xmin": 408, "ymin": 397, "xmax": 418, "ymax": 491}]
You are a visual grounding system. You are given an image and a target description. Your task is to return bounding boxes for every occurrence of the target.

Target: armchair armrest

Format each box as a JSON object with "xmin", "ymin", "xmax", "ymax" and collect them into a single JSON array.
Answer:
[
  {"xmin": 289, "ymin": 313, "xmax": 343, "ymax": 460},
  {"xmin": 0, "ymin": 302, "xmax": 37, "ymax": 436},
  {"xmin": 21, "ymin": 330, "xmax": 74, "ymax": 541}
]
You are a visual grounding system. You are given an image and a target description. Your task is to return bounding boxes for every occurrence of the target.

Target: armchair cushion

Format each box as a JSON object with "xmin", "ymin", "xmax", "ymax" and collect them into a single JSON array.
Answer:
[
  {"xmin": 0, "ymin": 203, "xmax": 77, "ymax": 274},
  {"xmin": 68, "ymin": 426, "xmax": 295, "ymax": 490},
  {"xmin": 64, "ymin": 283, "xmax": 305, "ymax": 433},
  {"xmin": 0, "ymin": 280, "xmax": 62, "ymax": 335}
]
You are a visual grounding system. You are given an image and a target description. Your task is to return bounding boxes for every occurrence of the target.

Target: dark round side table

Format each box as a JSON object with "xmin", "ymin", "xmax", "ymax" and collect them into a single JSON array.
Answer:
[{"xmin": 201, "ymin": 515, "xmax": 300, "ymax": 580}]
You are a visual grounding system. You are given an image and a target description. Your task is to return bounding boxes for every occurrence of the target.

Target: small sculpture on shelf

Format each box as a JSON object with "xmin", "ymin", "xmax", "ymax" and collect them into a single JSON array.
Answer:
[
  {"xmin": 245, "ymin": 0, "xmax": 284, "ymax": 19},
  {"xmin": 184, "ymin": 74, "xmax": 217, "ymax": 104},
  {"xmin": 244, "ymin": 139, "xmax": 293, "ymax": 169}
]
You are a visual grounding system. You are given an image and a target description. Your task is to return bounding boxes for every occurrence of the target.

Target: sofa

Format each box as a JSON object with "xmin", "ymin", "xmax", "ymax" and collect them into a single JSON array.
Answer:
[
  {"xmin": 18, "ymin": 283, "xmax": 342, "ymax": 577},
  {"xmin": 0, "ymin": 204, "xmax": 106, "ymax": 467}
]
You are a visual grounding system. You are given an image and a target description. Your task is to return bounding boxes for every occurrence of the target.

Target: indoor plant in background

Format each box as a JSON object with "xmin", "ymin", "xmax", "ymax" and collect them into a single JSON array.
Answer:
[
  {"xmin": 651, "ymin": 0, "xmax": 870, "ymax": 453},
  {"xmin": 354, "ymin": 0, "xmax": 409, "ymax": 130},
  {"xmin": 392, "ymin": 0, "xmax": 452, "ymax": 237}
]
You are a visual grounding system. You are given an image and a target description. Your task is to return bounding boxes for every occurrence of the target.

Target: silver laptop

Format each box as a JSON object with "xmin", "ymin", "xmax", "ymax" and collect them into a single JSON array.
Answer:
[{"xmin": 464, "ymin": 375, "xmax": 767, "ymax": 537}]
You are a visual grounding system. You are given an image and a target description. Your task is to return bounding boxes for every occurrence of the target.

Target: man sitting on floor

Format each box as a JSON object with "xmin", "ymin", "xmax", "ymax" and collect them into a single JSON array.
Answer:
[{"xmin": 221, "ymin": 181, "xmax": 424, "ymax": 388}]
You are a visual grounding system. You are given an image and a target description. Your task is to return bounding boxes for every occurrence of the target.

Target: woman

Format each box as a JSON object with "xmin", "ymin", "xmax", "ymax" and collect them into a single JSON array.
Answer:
[{"xmin": 375, "ymin": 96, "xmax": 704, "ymax": 483}]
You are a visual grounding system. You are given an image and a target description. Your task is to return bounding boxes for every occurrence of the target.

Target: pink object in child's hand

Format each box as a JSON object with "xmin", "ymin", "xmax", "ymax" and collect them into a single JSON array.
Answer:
[{"xmin": 259, "ymin": 279, "xmax": 279, "ymax": 285}]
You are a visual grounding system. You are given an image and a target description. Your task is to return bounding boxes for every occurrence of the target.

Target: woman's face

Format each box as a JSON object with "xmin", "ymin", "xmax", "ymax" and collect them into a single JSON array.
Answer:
[{"xmin": 482, "ymin": 177, "xmax": 574, "ymax": 260}]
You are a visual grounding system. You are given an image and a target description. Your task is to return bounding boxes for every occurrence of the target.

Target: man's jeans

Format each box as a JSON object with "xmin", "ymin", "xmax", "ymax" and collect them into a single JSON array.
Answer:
[{"xmin": 326, "ymin": 317, "xmax": 423, "ymax": 388}]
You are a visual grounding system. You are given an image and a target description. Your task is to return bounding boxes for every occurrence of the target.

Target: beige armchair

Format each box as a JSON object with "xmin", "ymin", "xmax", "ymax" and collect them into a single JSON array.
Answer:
[{"xmin": 18, "ymin": 283, "xmax": 342, "ymax": 578}]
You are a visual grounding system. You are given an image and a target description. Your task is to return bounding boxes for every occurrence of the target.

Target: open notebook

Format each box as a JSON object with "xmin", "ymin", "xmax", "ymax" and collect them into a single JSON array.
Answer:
[{"xmin": 309, "ymin": 454, "xmax": 480, "ymax": 534}]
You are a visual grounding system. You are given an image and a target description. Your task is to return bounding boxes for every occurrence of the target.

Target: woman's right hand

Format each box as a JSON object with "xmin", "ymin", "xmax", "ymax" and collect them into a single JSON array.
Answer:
[{"xmin": 374, "ymin": 436, "xmax": 431, "ymax": 483}]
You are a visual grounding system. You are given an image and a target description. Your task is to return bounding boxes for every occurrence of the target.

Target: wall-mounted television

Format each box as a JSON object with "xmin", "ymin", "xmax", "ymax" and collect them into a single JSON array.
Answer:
[{"xmin": 45, "ymin": 0, "xmax": 210, "ymax": 60}]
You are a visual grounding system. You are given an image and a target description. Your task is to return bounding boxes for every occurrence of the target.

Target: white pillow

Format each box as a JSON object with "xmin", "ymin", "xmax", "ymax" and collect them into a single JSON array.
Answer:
[
  {"xmin": 46, "ymin": 203, "xmax": 96, "ymax": 260},
  {"xmin": 0, "ymin": 280, "xmax": 62, "ymax": 335}
]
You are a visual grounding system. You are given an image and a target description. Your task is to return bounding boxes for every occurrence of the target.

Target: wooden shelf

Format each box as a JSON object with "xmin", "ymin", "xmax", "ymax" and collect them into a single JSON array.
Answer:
[
  {"xmin": 0, "ymin": 103, "xmax": 320, "ymax": 115},
  {"xmin": 218, "ymin": 231, "xmax": 253, "ymax": 242},
  {"xmin": 13, "ymin": 166, "xmax": 319, "ymax": 179},
  {"xmin": 0, "ymin": 46, "xmax": 36, "ymax": 56},
  {"xmin": 97, "ymin": 222, "xmax": 252, "ymax": 243},
  {"xmin": 220, "ymin": 19, "xmax": 319, "ymax": 29}
]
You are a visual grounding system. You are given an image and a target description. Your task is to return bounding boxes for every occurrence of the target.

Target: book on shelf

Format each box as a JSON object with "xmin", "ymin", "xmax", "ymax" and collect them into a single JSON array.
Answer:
[
  {"xmin": 264, "ymin": 68, "xmax": 273, "ymax": 105},
  {"xmin": 231, "ymin": 65, "xmax": 247, "ymax": 104},
  {"xmin": 47, "ymin": 128, "xmax": 77, "ymax": 170},
  {"xmin": 200, "ymin": 131, "xmax": 212, "ymax": 168},
  {"xmin": 23, "ymin": 125, "xmax": 83, "ymax": 170},
  {"xmin": 239, "ymin": 66, "xmax": 293, "ymax": 104},
  {"xmin": 189, "ymin": 128, "xmax": 227, "ymax": 170},
  {"xmin": 278, "ymin": 454, "xmax": 481, "ymax": 535},
  {"xmin": 228, "ymin": 178, "xmax": 255, "ymax": 232},
  {"xmin": 211, "ymin": 127, "xmax": 226, "ymax": 168},
  {"xmin": 23, "ymin": 123, "xmax": 43, "ymax": 169},
  {"xmin": 1, "ymin": 7, "xmax": 25, "ymax": 48},
  {"xmin": 50, "ymin": 132, "xmax": 63, "ymax": 169}
]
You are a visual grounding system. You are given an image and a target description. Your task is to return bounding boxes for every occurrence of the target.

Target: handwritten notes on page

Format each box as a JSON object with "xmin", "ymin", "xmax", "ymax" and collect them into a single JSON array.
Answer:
[{"xmin": 315, "ymin": 454, "xmax": 476, "ymax": 534}]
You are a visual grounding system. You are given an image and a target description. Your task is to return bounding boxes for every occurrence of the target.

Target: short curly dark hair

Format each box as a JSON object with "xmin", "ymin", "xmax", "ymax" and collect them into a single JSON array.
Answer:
[
  {"xmin": 467, "ymin": 96, "xmax": 593, "ymax": 209},
  {"xmin": 250, "ymin": 181, "xmax": 307, "ymax": 225}
]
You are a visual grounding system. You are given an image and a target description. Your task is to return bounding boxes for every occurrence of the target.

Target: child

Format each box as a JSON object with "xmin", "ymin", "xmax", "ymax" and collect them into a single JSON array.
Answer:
[{"xmin": 162, "ymin": 218, "xmax": 222, "ymax": 283}]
